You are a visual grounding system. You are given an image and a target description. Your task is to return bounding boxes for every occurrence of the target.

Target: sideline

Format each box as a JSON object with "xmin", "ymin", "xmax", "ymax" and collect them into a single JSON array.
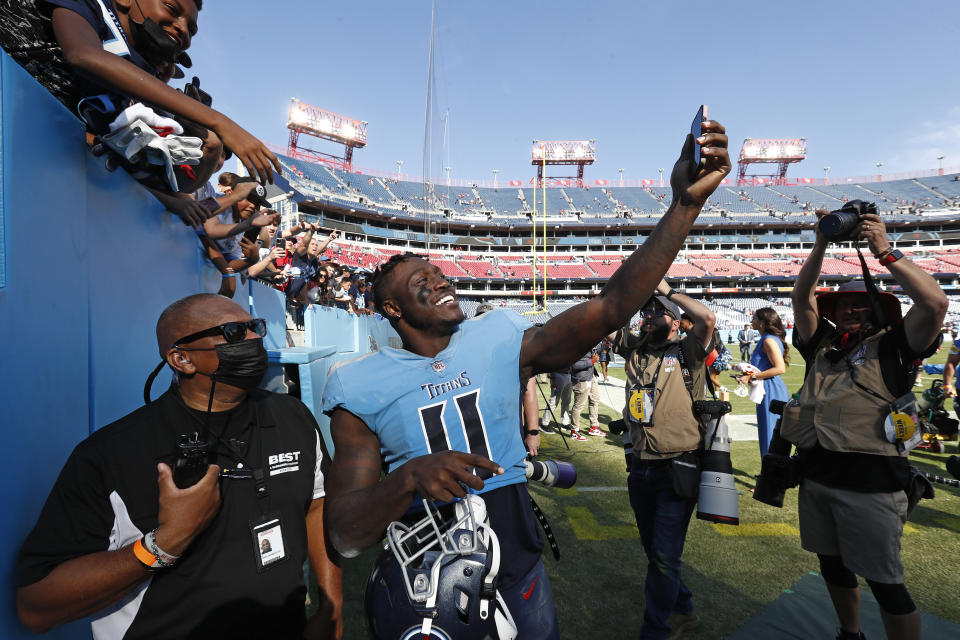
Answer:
[{"xmin": 594, "ymin": 376, "xmax": 760, "ymax": 441}]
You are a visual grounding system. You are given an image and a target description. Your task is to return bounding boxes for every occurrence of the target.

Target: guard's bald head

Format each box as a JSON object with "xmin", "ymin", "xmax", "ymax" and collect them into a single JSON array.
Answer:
[{"xmin": 156, "ymin": 294, "xmax": 251, "ymax": 356}]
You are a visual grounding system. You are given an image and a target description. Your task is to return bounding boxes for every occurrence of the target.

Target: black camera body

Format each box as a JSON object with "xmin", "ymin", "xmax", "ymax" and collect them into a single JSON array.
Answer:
[
  {"xmin": 753, "ymin": 399, "xmax": 801, "ymax": 508},
  {"xmin": 608, "ymin": 419, "xmax": 633, "ymax": 472},
  {"xmin": 173, "ymin": 432, "xmax": 209, "ymax": 489},
  {"xmin": 693, "ymin": 399, "xmax": 732, "ymax": 419},
  {"xmin": 818, "ymin": 199, "xmax": 876, "ymax": 243}
]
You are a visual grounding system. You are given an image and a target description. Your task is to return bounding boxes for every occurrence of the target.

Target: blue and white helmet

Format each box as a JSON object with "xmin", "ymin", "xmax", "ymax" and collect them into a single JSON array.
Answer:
[{"xmin": 364, "ymin": 494, "xmax": 517, "ymax": 640}]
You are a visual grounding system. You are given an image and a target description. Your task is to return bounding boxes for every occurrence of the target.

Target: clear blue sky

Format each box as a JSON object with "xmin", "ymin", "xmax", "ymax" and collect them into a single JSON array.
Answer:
[{"xmin": 186, "ymin": 0, "xmax": 959, "ymax": 183}]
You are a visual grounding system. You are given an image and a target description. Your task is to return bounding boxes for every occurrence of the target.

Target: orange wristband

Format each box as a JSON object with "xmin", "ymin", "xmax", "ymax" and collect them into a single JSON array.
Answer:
[{"xmin": 133, "ymin": 537, "xmax": 159, "ymax": 571}]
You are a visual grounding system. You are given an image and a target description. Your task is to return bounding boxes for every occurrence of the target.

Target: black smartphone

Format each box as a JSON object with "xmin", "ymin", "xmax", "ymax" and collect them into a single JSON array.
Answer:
[
  {"xmin": 688, "ymin": 104, "xmax": 708, "ymax": 182},
  {"xmin": 274, "ymin": 236, "xmax": 285, "ymax": 250}
]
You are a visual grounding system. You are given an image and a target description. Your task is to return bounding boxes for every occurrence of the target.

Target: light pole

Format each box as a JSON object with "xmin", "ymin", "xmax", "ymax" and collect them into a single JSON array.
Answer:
[
  {"xmin": 937, "ymin": 155, "xmax": 945, "ymax": 176},
  {"xmin": 444, "ymin": 166, "xmax": 451, "ymax": 186},
  {"xmin": 396, "ymin": 160, "xmax": 404, "ymax": 181},
  {"xmin": 618, "ymin": 168, "xmax": 624, "ymax": 187},
  {"xmin": 492, "ymin": 169, "xmax": 499, "ymax": 190},
  {"xmin": 876, "ymin": 161, "xmax": 884, "ymax": 182},
  {"xmin": 658, "ymin": 167, "xmax": 664, "ymax": 187},
  {"xmin": 823, "ymin": 166, "xmax": 831, "ymax": 184}
]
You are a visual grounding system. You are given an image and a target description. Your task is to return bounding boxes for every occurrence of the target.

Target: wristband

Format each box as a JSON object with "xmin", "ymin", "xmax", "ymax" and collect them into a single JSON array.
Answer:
[
  {"xmin": 526, "ymin": 429, "xmax": 540, "ymax": 436},
  {"xmin": 666, "ymin": 288, "xmax": 678, "ymax": 299},
  {"xmin": 134, "ymin": 528, "xmax": 179, "ymax": 571},
  {"xmin": 879, "ymin": 249, "xmax": 903, "ymax": 266}
]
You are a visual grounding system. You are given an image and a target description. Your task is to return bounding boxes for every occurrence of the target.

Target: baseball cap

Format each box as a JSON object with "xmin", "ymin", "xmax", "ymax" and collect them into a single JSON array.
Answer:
[{"xmin": 652, "ymin": 295, "xmax": 682, "ymax": 321}]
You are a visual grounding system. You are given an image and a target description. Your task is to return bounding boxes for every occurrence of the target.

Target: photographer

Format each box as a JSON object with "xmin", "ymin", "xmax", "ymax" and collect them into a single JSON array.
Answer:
[
  {"xmin": 785, "ymin": 208, "xmax": 946, "ymax": 640},
  {"xmin": 612, "ymin": 278, "xmax": 715, "ymax": 640}
]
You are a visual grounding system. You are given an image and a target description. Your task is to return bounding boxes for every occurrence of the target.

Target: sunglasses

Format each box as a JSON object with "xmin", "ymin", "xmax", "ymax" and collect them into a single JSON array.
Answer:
[{"xmin": 171, "ymin": 318, "xmax": 267, "ymax": 349}]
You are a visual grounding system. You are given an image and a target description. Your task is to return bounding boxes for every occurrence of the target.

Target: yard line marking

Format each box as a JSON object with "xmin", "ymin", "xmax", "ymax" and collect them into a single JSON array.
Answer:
[
  {"xmin": 711, "ymin": 523, "xmax": 799, "ymax": 536},
  {"xmin": 564, "ymin": 506, "xmax": 637, "ymax": 540}
]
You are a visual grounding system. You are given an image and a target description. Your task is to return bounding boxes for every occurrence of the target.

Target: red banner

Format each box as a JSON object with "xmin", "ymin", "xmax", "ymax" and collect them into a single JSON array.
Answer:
[
  {"xmin": 595, "ymin": 179, "xmax": 608, "ymax": 186},
  {"xmin": 799, "ymin": 177, "xmax": 813, "ymax": 184},
  {"xmin": 642, "ymin": 179, "xmax": 655, "ymax": 186},
  {"xmin": 509, "ymin": 180, "xmax": 522, "ymax": 187}
]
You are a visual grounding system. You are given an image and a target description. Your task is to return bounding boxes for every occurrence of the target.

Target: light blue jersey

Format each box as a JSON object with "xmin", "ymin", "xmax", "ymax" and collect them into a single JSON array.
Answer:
[{"xmin": 321, "ymin": 309, "xmax": 533, "ymax": 493}]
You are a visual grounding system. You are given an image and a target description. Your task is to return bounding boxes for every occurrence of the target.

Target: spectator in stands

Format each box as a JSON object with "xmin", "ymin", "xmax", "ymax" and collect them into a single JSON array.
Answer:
[
  {"xmin": 784, "ymin": 210, "xmax": 945, "ymax": 640},
  {"xmin": 287, "ymin": 226, "xmax": 339, "ymax": 301},
  {"xmin": 737, "ymin": 323, "xmax": 757, "ymax": 361},
  {"xmin": 569, "ymin": 348, "xmax": 603, "ymax": 440},
  {"xmin": 348, "ymin": 277, "xmax": 370, "ymax": 314},
  {"xmin": 329, "ymin": 269, "xmax": 354, "ymax": 313},
  {"xmin": 43, "ymin": 0, "xmax": 280, "ymax": 194},
  {"xmin": 735, "ymin": 308, "xmax": 789, "ymax": 457},
  {"xmin": 199, "ymin": 175, "xmax": 279, "ymax": 298}
]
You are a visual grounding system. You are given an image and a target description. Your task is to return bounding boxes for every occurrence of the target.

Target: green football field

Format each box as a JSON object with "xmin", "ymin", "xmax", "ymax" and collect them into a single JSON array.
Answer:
[{"xmin": 331, "ymin": 343, "xmax": 960, "ymax": 639}]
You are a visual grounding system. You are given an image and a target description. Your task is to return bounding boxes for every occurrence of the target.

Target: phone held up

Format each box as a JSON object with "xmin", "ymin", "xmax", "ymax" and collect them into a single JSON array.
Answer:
[{"xmin": 688, "ymin": 104, "xmax": 708, "ymax": 182}]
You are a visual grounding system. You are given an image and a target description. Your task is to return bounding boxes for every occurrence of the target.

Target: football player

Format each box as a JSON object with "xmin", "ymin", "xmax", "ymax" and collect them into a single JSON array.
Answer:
[{"xmin": 322, "ymin": 118, "xmax": 731, "ymax": 638}]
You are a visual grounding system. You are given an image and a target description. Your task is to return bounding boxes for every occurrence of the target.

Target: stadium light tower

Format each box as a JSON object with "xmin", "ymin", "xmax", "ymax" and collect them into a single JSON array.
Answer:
[
  {"xmin": 876, "ymin": 161, "xmax": 884, "ymax": 182},
  {"xmin": 823, "ymin": 166, "xmax": 831, "ymax": 184},
  {"xmin": 938, "ymin": 155, "xmax": 945, "ymax": 176},
  {"xmin": 396, "ymin": 160, "xmax": 404, "ymax": 180},
  {"xmin": 531, "ymin": 139, "xmax": 596, "ymax": 187},
  {"xmin": 658, "ymin": 167, "xmax": 664, "ymax": 187},
  {"xmin": 618, "ymin": 168, "xmax": 624, "ymax": 187},
  {"xmin": 286, "ymin": 98, "xmax": 367, "ymax": 170},
  {"xmin": 444, "ymin": 166, "xmax": 452, "ymax": 186},
  {"xmin": 492, "ymin": 169, "xmax": 499, "ymax": 190},
  {"xmin": 736, "ymin": 137, "xmax": 807, "ymax": 186}
]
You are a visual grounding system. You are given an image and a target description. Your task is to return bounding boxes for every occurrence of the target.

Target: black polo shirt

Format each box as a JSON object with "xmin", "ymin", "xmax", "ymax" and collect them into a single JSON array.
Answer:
[{"xmin": 17, "ymin": 387, "xmax": 329, "ymax": 639}]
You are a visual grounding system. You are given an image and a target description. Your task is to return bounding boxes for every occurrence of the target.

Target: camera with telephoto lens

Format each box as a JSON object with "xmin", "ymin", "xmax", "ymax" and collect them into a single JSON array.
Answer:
[
  {"xmin": 753, "ymin": 399, "xmax": 801, "ymax": 508},
  {"xmin": 818, "ymin": 200, "xmax": 876, "ymax": 243},
  {"xmin": 694, "ymin": 400, "xmax": 739, "ymax": 525},
  {"xmin": 173, "ymin": 432, "xmax": 209, "ymax": 489},
  {"xmin": 608, "ymin": 419, "xmax": 633, "ymax": 471},
  {"xmin": 525, "ymin": 459, "xmax": 577, "ymax": 489}
]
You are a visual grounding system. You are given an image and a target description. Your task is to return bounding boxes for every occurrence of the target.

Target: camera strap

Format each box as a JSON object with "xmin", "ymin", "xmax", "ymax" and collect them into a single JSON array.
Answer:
[
  {"xmin": 854, "ymin": 247, "xmax": 891, "ymax": 330},
  {"xmin": 528, "ymin": 496, "xmax": 561, "ymax": 561}
]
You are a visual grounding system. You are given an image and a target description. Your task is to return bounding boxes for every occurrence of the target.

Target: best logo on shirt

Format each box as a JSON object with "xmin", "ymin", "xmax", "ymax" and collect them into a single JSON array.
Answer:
[{"xmin": 267, "ymin": 451, "xmax": 301, "ymax": 477}]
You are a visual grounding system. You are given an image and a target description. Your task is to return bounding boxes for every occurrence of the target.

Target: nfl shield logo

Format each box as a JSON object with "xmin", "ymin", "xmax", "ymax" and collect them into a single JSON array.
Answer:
[{"xmin": 431, "ymin": 360, "xmax": 446, "ymax": 374}]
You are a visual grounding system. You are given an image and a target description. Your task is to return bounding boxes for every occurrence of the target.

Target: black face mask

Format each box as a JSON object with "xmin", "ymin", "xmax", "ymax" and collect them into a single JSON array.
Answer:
[
  {"xmin": 128, "ymin": 12, "xmax": 191, "ymax": 67},
  {"xmin": 143, "ymin": 338, "xmax": 268, "ymax": 404},
  {"xmin": 205, "ymin": 338, "xmax": 269, "ymax": 390}
]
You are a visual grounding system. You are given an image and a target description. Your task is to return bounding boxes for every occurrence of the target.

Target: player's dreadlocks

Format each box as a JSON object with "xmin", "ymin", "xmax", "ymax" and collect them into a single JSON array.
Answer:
[{"xmin": 371, "ymin": 252, "xmax": 421, "ymax": 316}]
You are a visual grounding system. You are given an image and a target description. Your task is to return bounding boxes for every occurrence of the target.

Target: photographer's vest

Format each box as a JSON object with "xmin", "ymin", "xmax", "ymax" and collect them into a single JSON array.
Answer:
[
  {"xmin": 780, "ymin": 329, "xmax": 904, "ymax": 457},
  {"xmin": 622, "ymin": 337, "xmax": 704, "ymax": 459}
]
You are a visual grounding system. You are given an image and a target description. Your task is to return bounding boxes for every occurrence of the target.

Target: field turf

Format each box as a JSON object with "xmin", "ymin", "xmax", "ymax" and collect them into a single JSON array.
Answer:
[{"xmin": 331, "ymin": 343, "xmax": 960, "ymax": 638}]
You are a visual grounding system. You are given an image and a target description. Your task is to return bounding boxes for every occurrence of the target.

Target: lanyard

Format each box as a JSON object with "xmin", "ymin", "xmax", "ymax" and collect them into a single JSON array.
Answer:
[{"xmin": 91, "ymin": 0, "xmax": 132, "ymax": 57}]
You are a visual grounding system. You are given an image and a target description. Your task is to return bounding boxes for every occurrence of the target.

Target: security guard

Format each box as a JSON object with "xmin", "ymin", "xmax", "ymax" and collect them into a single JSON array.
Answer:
[
  {"xmin": 613, "ymin": 279, "xmax": 715, "ymax": 640},
  {"xmin": 785, "ymin": 211, "xmax": 945, "ymax": 640}
]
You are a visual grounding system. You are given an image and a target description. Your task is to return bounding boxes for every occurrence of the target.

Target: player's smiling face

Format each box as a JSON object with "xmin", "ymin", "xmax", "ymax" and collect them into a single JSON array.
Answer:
[{"xmin": 385, "ymin": 258, "xmax": 464, "ymax": 334}]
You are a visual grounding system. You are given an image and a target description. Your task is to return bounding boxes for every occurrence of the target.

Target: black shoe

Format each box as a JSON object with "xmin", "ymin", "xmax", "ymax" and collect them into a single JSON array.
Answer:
[
  {"xmin": 836, "ymin": 629, "xmax": 866, "ymax": 640},
  {"xmin": 947, "ymin": 455, "xmax": 960, "ymax": 481},
  {"xmin": 540, "ymin": 423, "xmax": 556, "ymax": 435}
]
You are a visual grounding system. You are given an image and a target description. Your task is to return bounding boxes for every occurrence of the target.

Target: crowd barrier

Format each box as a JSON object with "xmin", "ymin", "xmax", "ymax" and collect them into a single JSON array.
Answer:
[{"xmin": 0, "ymin": 51, "xmax": 394, "ymax": 638}]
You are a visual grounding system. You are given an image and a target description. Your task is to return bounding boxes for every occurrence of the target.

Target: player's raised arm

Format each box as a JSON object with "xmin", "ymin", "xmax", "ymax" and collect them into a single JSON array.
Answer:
[
  {"xmin": 519, "ymin": 119, "xmax": 731, "ymax": 375},
  {"xmin": 324, "ymin": 409, "xmax": 502, "ymax": 557}
]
